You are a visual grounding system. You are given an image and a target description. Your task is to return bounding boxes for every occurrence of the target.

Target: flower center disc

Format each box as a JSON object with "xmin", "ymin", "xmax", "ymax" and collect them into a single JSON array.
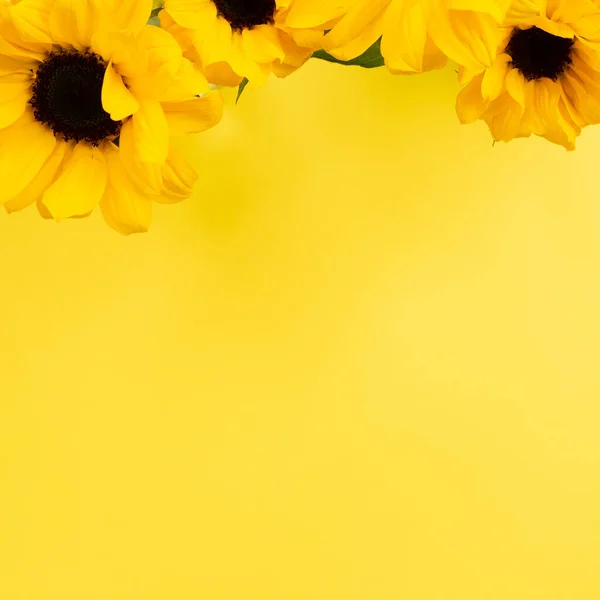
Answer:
[
  {"xmin": 506, "ymin": 26, "xmax": 575, "ymax": 81},
  {"xmin": 212, "ymin": 0, "xmax": 276, "ymax": 31},
  {"xmin": 30, "ymin": 50, "xmax": 121, "ymax": 146}
]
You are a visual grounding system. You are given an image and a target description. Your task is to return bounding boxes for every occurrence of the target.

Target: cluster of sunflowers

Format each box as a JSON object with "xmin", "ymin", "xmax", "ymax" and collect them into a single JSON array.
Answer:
[{"xmin": 1, "ymin": 0, "xmax": 600, "ymax": 234}]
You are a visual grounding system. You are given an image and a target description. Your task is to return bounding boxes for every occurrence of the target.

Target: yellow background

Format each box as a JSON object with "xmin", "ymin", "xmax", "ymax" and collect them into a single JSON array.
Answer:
[{"xmin": 2, "ymin": 62, "xmax": 600, "ymax": 599}]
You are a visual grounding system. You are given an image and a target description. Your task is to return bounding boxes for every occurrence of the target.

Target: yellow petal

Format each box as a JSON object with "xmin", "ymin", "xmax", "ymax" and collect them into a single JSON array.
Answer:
[
  {"xmin": 91, "ymin": 31, "xmax": 140, "ymax": 73},
  {"xmin": 0, "ymin": 26, "xmax": 46, "ymax": 61},
  {"xmin": 428, "ymin": 4, "xmax": 499, "ymax": 71},
  {"xmin": 272, "ymin": 59, "xmax": 304, "ymax": 78},
  {"xmin": 328, "ymin": 10, "xmax": 385, "ymax": 62},
  {"xmin": 5, "ymin": 141, "xmax": 70, "ymax": 213},
  {"xmin": 323, "ymin": 0, "xmax": 389, "ymax": 56},
  {"xmin": 119, "ymin": 119, "xmax": 198, "ymax": 203},
  {"xmin": 203, "ymin": 61, "xmax": 244, "ymax": 87},
  {"xmin": 481, "ymin": 53, "xmax": 510, "ymax": 100},
  {"xmin": 50, "ymin": 0, "xmax": 152, "ymax": 48},
  {"xmin": 0, "ymin": 54, "xmax": 33, "ymax": 76},
  {"xmin": 42, "ymin": 142, "xmax": 108, "ymax": 220},
  {"xmin": 49, "ymin": 0, "xmax": 97, "ymax": 49},
  {"xmin": 241, "ymin": 26, "xmax": 285, "ymax": 64},
  {"xmin": 456, "ymin": 73, "xmax": 490, "ymax": 123},
  {"xmin": 131, "ymin": 100, "xmax": 170, "ymax": 164},
  {"xmin": 534, "ymin": 16, "xmax": 574, "ymax": 39},
  {"xmin": 102, "ymin": 60, "xmax": 139, "ymax": 121},
  {"xmin": 162, "ymin": 91, "xmax": 224, "ymax": 136},
  {"xmin": 119, "ymin": 118, "xmax": 164, "ymax": 195},
  {"xmin": 505, "ymin": 0, "xmax": 543, "ymax": 25},
  {"xmin": 528, "ymin": 78, "xmax": 562, "ymax": 136},
  {"xmin": 36, "ymin": 196, "xmax": 54, "ymax": 219},
  {"xmin": 158, "ymin": 10, "xmax": 199, "ymax": 60},
  {"xmin": 284, "ymin": 27, "xmax": 324, "ymax": 53},
  {"xmin": 0, "ymin": 110, "xmax": 56, "ymax": 204},
  {"xmin": 157, "ymin": 144, "xmax": 199, "ymax": 203},
  {"xmin": 0, "ymin": 72, "xmax": 30, "ymax": 128},
  {"xmin": 285, "ymin": 0, "xmax": 353, "ymax": 28},
  {"xmin": 504, "ymin": 67, "xmax": 526, "ymax": 109},
  {"xmin": 420, "ymin": 35, "xmax": 449, "ymax": 72},
  {"xmin": 100, "ymin": 142, "xmax": 153, "ymax": 235},
  {"xmin": 448, "ymin": 0, "xmax": 512, "ymax": 24},
  {"xmin": 271, "ymin": 28, "xmax": 314, "ymax": 75},
  {"xmin": 380, "ymin": 0, "xmax": 429, "ymax": 73},
  {"xmin": 157, "ymin": 58, "xmax": 210, "ymax": 102},
  {"xmin": 99, "ymin": 0, "xmax": 153, "ymax": 36},
  {"xmin": 126, "ymin": 25, "xmax": 184, "ymax": 99},
  {"xmin": 225, "ymin": 31, "xmax": 271, "ymax": 85},
  {"xmin": 485, "ymin": 94, "xmax": 524, "ymax": 142},
  {"xmin": 165, "ymin": 0, "xmax": 217, "ymax": 31},
  {"xmin": 8, "ymin": 0, "xmax": 53, "ymax": 44}
]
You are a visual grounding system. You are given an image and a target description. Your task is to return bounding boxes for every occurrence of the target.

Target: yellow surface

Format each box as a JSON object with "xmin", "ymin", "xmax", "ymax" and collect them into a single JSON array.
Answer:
[{"xmin": 2, "ymin": 62, "xmax": 600, "ymax": 600}]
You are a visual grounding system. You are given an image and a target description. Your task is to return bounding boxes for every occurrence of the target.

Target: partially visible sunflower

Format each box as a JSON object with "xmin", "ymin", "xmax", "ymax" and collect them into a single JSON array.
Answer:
[
  {"xmin": 285, "ymin": 0, "xmax": 511, "ymax": 74},
  {"xmin": 0, "ymin": 0, "xmax": 223, "ymax": 234},
  {"xmin": 159, "ymin": 0, "xmax": 334, "ymax": 86},
  {"xmin": 456, "ymin": 0, "xmax": 600, "ymax": 150}
]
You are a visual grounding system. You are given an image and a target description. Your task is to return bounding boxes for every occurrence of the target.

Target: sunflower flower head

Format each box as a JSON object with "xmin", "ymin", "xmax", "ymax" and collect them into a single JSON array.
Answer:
[
  {"xmin": 289, "ymin": 0, "xmax": 511, "ymax": 74},
  {"xmin": 0, "ymin": 0, "xmax": 223, "ymax": 234},
  {"xmin": 159, "ymin": 0, "xmax": 334, "ymax": 87},
  {"xmin": 456, "ymin": 0, "xmax": 600, "ymax": 150}
]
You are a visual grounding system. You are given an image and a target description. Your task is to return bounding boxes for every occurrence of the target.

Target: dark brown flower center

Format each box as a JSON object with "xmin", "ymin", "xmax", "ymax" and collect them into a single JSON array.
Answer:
[
  {"xmin": 30, "ymin": 50, "xmax": 121, "ymax": 146},
  {"xmin": 212, "ymin": 0, "xmax": 276, "ymax": 31},
  {"xmin": 506, "ymin": 26, "xmax": 575, "ymax": 81}
]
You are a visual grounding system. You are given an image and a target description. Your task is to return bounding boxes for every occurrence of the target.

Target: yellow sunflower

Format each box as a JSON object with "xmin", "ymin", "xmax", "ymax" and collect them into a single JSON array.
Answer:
[
  {"xmin": 456, "ymin": 0, "xmax": 600, "ymax": 150},
  {"xmin": 0, "ymin": 0, "xmax": 223, "ymax": 234},
  {"xmin": 285, "ymin": 0, "xmax": 511, "ymax": 74},
  {"xmin": 159, "ymin": 0, "xmax": 332, "ymax": 86}
]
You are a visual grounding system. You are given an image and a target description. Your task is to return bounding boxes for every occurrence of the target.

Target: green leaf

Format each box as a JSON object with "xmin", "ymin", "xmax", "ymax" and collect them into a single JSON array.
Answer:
[
  {"xmin": 312, "ymin": 38, "xmax": 384, "ymax": 69},
  {"xmin": 150, "ymin": 6, "xmax": 162, "ymax": 19},
  {"xmin": 236, "ymin": 78, "xmax": 249, "ymax": 104}
]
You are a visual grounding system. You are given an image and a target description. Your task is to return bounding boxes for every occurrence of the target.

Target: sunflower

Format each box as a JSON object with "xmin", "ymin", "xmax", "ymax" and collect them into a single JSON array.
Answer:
[
  {"xmin": 0, "ymin": 0, "xmax": 223, "ymax": 234},
  {"xmin": 456, "ymin": 0, "xmax": 600, "ymax": 150},
  {"xmin": 285, "ymin": 0, "xmax": 511, "ymax": 74},
  {"xmin": 159, "ymin": 0, "xmax": 332, "ymax": 86}
]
